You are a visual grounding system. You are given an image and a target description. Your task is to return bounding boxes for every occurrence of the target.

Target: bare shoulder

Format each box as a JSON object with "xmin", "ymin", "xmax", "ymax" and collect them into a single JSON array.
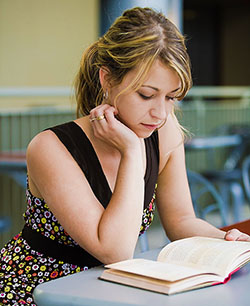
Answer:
[
  {"xmin": 27, "ymin": 129, "xmax": 59, "ymax": 150},
  {"xmin": 26, "ymin": 130, "xmax": 73, "ymax": 196},
  {"xmin": 157, "ymin": 114, "xmax": 184, "ymax": 172},
  {"xmin": 27, "ymin": 129, "xmax": 65, "ymax": 165},
  {"xmin": 26, "ymin": 128, "xmax": 80, "ymax": 186},
  {"xmin": 26, "ymin": 127, "xmax": 81, "ymax": 171}
]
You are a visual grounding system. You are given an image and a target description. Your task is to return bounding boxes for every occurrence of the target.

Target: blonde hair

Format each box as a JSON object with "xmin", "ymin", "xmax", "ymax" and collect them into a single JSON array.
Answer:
[{"xmin": 74, "ymin": 7, "xmax": 192, "ymax": 118}]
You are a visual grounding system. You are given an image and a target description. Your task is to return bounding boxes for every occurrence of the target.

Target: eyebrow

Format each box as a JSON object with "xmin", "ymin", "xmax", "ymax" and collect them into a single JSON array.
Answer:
[{"xmin": 141, "ymin": 85, "xmax": 180, "ymax": 93}]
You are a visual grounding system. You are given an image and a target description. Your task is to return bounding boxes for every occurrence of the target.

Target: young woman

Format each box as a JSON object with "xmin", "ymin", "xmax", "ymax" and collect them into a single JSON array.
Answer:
[{"xmin": 1, "ymin": 7, "xmax": 249, "ymax": 305}]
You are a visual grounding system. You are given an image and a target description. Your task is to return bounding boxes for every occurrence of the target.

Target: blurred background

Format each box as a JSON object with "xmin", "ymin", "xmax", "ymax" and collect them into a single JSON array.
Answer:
[{"xmin": 0, "ymin": 0, "xmax": 250, "ymax": 249}]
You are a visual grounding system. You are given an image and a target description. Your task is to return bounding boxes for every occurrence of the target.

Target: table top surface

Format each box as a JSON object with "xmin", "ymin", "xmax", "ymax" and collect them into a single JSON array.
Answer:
[
  {"xmin": 33, "ymin": 247, "xmax": 250, "ymax": 306},
  {"xmin": 0, "ymin": 151, "xmax": 26, "ymax": 169},
  {"xmin": 0, "ymin": 151, "xmax": 26, "ymax": 162},
  {"xmin": 184, "ymin": 134, "xmax": 242, "ymax": 150}
]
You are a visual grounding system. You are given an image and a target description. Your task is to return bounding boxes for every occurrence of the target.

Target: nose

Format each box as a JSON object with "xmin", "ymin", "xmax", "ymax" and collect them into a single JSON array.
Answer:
[{"xmin": 150, "ymin": 98, "xmax": 171, "ymax": 121}]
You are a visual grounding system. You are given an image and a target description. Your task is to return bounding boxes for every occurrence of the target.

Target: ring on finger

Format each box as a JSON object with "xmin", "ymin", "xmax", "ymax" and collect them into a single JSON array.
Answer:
[
  {"xmin": 90, "ymin": 114, "xmax": 105, "ymax": 122},
  {"xmin": 96, "ymin": 115, "xmax": 105, "ymax": 121}
]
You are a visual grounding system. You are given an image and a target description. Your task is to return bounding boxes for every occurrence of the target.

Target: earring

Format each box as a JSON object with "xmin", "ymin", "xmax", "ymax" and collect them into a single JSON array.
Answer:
[{"xmin": 103, "ymin": 90, "xmax": 108, "ymax": 100}]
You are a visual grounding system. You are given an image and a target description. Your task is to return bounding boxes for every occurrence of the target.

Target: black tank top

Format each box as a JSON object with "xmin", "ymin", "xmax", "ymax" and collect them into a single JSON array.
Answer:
[
  {"xmin": 49, "ymin": 121, "xmax": 159, "ymax": 210},
  {"xmin": 22, "ymin": 121, "xmax": 159, "ymax": 267}
]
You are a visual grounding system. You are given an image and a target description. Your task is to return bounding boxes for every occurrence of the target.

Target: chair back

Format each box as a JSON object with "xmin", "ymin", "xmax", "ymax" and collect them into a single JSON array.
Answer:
[
  {"xmin": 242, "ymin": 155, "xmax": 250, "ymax": 203},
  {"xmin": 185, "ymin": 134, "xmax": 244, "ymax": 170},
  {"xmin": 185, "ymin": 132, "xmax": 248, "ymax": 223},
  {"xmin": 187, "ymin": 170, "xmax": 227, "ymax": 227},
  {"xmin": 210, "ymin": 124, "xmax": 250, "ymax": 170}
]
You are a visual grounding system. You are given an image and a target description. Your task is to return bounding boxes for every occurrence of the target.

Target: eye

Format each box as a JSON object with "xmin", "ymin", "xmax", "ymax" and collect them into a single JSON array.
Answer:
[
  {"xmin": 138, "ymin": 92, "xmax": 153, "ymax": 100},
  {"xmin": 166, "ymin": 96, "xmax": 176, "ymax": 103}
]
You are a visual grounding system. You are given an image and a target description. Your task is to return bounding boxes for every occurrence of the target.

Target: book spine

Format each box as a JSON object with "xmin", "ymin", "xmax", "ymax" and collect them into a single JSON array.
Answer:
[{"xmin": 212, "ymin": 267, "xmax": 241, "ymax": 286}]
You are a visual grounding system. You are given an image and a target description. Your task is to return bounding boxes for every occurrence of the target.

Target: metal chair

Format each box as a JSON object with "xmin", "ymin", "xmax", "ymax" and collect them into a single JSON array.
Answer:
[
  {"xmin": 185, "ymin": 134, "xmax": 247, "ymax": 223},
  {"xmin": 242, "ymin": 155, "xmax": 250, "ymax": 203}
]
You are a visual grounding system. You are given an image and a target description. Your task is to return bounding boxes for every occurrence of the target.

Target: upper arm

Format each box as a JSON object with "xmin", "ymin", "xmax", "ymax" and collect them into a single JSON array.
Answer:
[
  {"xmin": 156, "ymin": 115, "xmax": 195, "ymax": 238},
  {"xmin": 26, "ymin": 130, "xmax": 105, "ymax": 258}
]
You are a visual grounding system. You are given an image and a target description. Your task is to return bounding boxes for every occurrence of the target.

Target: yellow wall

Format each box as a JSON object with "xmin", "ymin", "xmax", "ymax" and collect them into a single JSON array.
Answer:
[{"xmin": 0, "ymin": 0, "xmax": 99, "ymax": 107}]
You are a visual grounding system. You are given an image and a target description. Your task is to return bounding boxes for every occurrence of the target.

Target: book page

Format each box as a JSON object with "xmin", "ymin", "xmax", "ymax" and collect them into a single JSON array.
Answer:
[
  {"xmin": 105, "ymin": 258, "xmax": 211, "ymax": 282},
  {"xmin": 101, "ymin": 268, "xmax": 220, "ymax": 295},
  {"xmin": 157, "ymin": 236, "xmax": 250, "ymax": 276}
]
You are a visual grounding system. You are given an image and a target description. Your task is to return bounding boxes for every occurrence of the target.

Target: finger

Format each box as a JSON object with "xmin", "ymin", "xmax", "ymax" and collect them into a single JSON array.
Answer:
[
  {"xmin": 90, "ymin": 115, "xmax": 106, "ymax": 125},
  {"xmin": 103, "ymin": 107, "xmax": 117, "ymax": 124},
  {"xmin": 90, "ymin": 104, "xmax": 109, "ymax": 116},
  {"xmin": 236, "ymin": 233, "xmax": 250, "ymax": 242},
  {"xmin": 90, "ymin": 104, "xmax": 115, "ymax": 119},
  {"xmin": 96, "ymin": 115, "xmax": 105, "ymax": 121},
  {"xmin": 90, "ymin": 106, "xmax": 109, "ymax": 123},
  {"xmin": 224, "ymin": 229, "xmax": 241, "ymax": 241},
  {"xmin": 224, "ymin": 229, "xmax": 250, "ymax": 242},
  {"xmin": 89, "ymin": 105, "xmax": 105, "ymax": 117}
]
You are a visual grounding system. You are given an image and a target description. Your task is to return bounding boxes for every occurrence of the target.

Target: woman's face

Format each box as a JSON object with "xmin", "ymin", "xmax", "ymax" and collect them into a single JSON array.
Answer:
[{"xmin": 109, "ymin": 60, "xmax": 181, "ymax": 138}]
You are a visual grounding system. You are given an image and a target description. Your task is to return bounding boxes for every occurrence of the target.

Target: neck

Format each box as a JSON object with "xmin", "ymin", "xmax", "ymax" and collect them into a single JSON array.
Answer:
[{"xmin": 83, "ymin": 116, "xmax": 121, "ymax": 157}]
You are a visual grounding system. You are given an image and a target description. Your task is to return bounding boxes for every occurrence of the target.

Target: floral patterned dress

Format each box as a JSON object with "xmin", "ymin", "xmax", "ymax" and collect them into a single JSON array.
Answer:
[{"xmin": 0, "ymin": 121, "xmax": 159, "ymax": 305}]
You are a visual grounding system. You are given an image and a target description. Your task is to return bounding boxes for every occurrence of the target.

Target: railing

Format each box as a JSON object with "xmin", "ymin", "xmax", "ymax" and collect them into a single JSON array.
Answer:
[
  {"xmin": 0, "ymin": 87, "xmax": 72, "ymax": 97},
  {"xmin": 0, "ymin": 107, "xmax": 75, "ymax": 151},
  {"xmin": 186, "ymin": 86, "xmax": 250, "ymax": 102}
]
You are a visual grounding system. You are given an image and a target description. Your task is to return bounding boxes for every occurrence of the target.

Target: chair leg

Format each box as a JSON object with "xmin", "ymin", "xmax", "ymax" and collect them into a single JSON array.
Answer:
[
  {"xmin": 138, "ymin": 233, "xmax": 149, "ymax": 252},
  {"xmin": 217, "ymin": 182, "xmax": 230, "ymax": 224},
  {"xmin": 230, "ymin": 182, "xmax": 245, "ymax": 223}
]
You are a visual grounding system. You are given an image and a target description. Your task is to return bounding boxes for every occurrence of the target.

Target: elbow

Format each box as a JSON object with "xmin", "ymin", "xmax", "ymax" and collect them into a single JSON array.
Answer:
[
  {"xmin": 95, "ymin": 229, "xmax": 137, "ymax": 264},
  {"xmin": 101, "ymin": 247, "xmax": 134, "ymax": 265}
]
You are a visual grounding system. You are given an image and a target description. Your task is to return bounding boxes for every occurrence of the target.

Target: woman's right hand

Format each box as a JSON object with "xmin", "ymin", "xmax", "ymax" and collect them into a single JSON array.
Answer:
[{"xmin": 89, "ymin": 104, "xmax": 141, "ymax": 155}]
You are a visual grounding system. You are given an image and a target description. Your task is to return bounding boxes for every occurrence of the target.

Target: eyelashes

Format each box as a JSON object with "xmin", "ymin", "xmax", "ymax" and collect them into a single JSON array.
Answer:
[
  {"xmin": 138, "ymin": 93, "xmax": 153, "ymax": 100},
  {"xmin": 138, "ymin": 92, "xmax": 176, "ymax": 102},
  {"xmin": 166, "ymin": 96, "xmax": 176, "ymax": 102}
]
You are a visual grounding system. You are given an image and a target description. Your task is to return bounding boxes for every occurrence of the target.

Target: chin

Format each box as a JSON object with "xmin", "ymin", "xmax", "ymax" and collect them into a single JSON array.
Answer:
[{"xmin": 134, "ymin": 129, "xmax": 155, "ymax": 139}]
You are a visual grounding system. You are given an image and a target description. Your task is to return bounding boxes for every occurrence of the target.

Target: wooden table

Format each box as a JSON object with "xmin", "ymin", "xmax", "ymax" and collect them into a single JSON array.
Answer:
[{"xmin": 221, "ymin": 219, "xmax": 250, "ymax": 235}]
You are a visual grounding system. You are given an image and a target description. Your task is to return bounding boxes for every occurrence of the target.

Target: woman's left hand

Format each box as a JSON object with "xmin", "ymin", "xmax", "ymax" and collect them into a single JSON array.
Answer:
[{"xmin": 224, "ymin": 229, "xmax": 250, "ymax": 241}]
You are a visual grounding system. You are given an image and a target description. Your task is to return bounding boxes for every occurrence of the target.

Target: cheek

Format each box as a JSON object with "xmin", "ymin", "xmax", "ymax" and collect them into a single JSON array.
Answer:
[
  {"xmin": 116, "ymin": 93, "xmax": 150, "ymax": 124},
  {"xmin": 117, "ymin": 111, "xmax": 136, "ymax": 125},
  {"xmin": 116, "ymin": 106, "xmax": 143, "ymax": 129},
  {"xmin": 166, "ymin": 103, "xmax": 174, "ymax": 114},
  {"xmin": 115, "ymin": 96, "xmax": 134, "ymax": 118}
]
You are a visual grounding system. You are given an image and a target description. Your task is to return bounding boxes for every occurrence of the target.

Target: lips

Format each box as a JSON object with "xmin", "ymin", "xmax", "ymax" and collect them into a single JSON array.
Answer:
[{"xmin": 141, "ymin": 123, "xmax": 161, "ymax": 130}]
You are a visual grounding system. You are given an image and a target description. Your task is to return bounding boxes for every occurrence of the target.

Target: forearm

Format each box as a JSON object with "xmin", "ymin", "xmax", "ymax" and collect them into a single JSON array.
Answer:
[
  {"xmin": 166, "ymin": 216, "xmax": 226, "ymax": 242},
  {"xmin": 97, "ymin": 149, "xmax": 144, "ymax": 262}
]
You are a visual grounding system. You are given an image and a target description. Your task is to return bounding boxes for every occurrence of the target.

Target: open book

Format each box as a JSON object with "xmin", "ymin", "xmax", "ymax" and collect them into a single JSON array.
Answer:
[{"xmin": 99, "ymin": 236, "xmax": 250, "ymax": 295}]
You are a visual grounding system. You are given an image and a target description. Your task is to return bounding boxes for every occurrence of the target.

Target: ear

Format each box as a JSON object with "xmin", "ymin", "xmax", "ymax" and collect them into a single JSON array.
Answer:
[{"xmin": 99, "ymin": 66, "xmax": 111, "ymax": 88}]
